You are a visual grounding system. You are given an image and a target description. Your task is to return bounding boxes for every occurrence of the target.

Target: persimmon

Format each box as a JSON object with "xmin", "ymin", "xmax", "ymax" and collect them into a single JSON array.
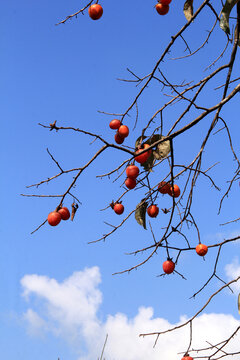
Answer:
[
  {"xmin": 109, "ymin": 119, "xmax": 121, "ymax": 130},
  {"xmin": 113, "ymin": 203, "xmax": 124, "ymax": 215},
  {"xmin": 181, "ymin": 355, "xmax": 194, "ymax": 360},
  {"xmin": 125, "ymin": 177, "xmax": 136, "ymax": 189},
  {"xmin": 156, "ymin": 3, "xmax": 169, "ymax": 15},
  {"xmin": 168, "ymin": 184, "xmax": 181, "ymax": 198},
  {"xmin": 196, "ymin": 243, "xmax": 208, "ymax": 256},
  {"xmin": 47, "ymin": 211, "xmax": 61, "ymax": 226},
  {"xmin": 88, "ymin": 4, "xmax": 103, "ymax": 20},
  {"xmin": 58, "ymin": 207, "xmax": 70, "ymax": 220},
  {"xmin": 160, "ymin": 0, "xmax": 172, "ymax": 5},
  {"xmin": 114, "ymin": 133, "xmax": 124, "ymax": 144},
  {"xmin": 147, "ymin": 205, "xmax": 159, "ymax": 218},
  {"xmin": 158, "ymin": 181, "xmax": 170, "ymax": 194},
  {"xmin": 126, "ymin": 165, "xmax": 139, "ymax": 179},
  {"xmin": 135, "ymin": 144, "xmax": 152, "ymax": 164},
  {"xmin": 118, "ymin": 125, "xmax": 129, "ymax": 138},
  {"xmin": 162, "ymin": 259, "xmax": 175, "ymax": 274}
]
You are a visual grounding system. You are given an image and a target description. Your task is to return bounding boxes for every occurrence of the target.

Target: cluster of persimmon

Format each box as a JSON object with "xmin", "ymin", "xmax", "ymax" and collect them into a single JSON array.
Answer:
[
  {"xmin": 162, "ymin": 244, "xmax": 208, "ymax": 276},
  {"xmin": 146, "ymin": 181, "xmax": 181, "ymax": 219},
  {"xmin": 155, "ymin": 0, "xmax": 172, "ymax": 15},
  {"xmin": 158, "ymin": 181, "xmax": 180, "ymax": 198},
  {"xmin": 47, "ymin": 207, "xmax": 70, "ymax": 226},
  {"xmin": 88, "ymin": 1, "xmax": 173, "ymax": 21},
  {"xmin": 108, "ymin": 118, "xmax": 208, "ymax": 273},
  {"xmin": 109, "ymin": 119, "xmax": 129, "ymax": 145}
]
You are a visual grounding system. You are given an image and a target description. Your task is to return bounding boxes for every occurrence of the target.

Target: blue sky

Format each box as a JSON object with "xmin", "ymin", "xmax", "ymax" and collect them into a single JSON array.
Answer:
[{"xmin": 1, "ymin": 0, "xmax": 240, "ymax": 359}]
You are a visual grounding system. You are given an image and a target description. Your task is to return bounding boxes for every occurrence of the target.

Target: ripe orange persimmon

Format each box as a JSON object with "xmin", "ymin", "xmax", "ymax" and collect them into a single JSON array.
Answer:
[
  {"xmin": 48, "ymin": 211, "xmax": 61, "ymax": 226},
  {"xmin": 125, "ymin": 177, "xmax": 136, "ymax": 189},
  {"xmin": 109, "ymin": 119, "xmax": 121, "ymax": 130},
  {"xmin": 118, "ymin": 125, "xmax": 129, "ymax": 138},
  {"xmin": 88, "ymin": 4, "xmax": 103, "ymax": 20},
  {"xmin": 156, "ymin": 3, "xmax": 169, "ymax": 15},
  {"xmin": 113, "ymin": 203, "xmax": 124, "ymax": 215},
  {"xmin": 158, "ymin": 181, "xmax": 170, "ymax": 194},
  {"xmin": 58, "ymin": 207, "xmax": 70, "ymax": 220},
  {"xmin": 162, "ymin": 259, "xmax": 175, "ymax": 274},
  {"xmin": 196, "ymin": 243, "xmax": 208, "ymax": 256},
  {"xmin": 126, "ymin": 165, "xmax": 139, "ymax": 179},
  {"xmin": 147, "ymin": 205, "xmax": 159, "ymax": 218},
  {"xmin": 114, "ymin": 133, "xmax": 124, "ymax": 144},
  {"xmin": 135, "ymin": 144, "xmax": 152, "ymax": 164},
  {"xmin": 181, "ymin": 356, "xmax": 194, "ymax": 360},
  {"xmin": 168, "ymin": 184, "xmax": 181, "ymax": 198}
]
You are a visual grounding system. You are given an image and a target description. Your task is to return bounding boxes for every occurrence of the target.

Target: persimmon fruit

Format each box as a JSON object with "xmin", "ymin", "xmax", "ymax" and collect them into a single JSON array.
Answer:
[
  {"xmin": 158, "ymin": 181, "xmax": 170, "ymax": 194},
  {"xmin": 47, "ymin": 211, "xmax": 61, "ymax": 226},
  {"xmin": 114, "ymin": 133, "xmax": 124, "ymax": 144},
  {"xmin": 147, "ymin": 205, "xmax": 159, "ymax": 218},
  {"xmin": 118, "ymin": 125, "xmax": 129, "ymax": 138},
  {"xmin": 125, "ymin": 177, "xmax": 136, "ymax": 189},
  {"xmin": 109, "ymin": 119, "xmax": 121, "ymax": 130},
  {"xmin": 160, "ymin": 0, "xmax": 172, "ymax": 5},
  {"xmin": 114, "ymin": 203, "xmax": 124, "ymax": 215},
  {"xmin": 162, "ymin": 259, "xmax": 175, "ymax": 274},
  {"xmin": 88, "ymin": 4, "xmax": 103, "ymax": 20},
  {"xmin": 135, "ymin": 144, "xmax": 152, "ymax": 164},
  {"xmin": 58, "ymin": 207, "xmax": 70, "ymax": 220},
  {"xmin": 126, "ymin": 165, "xmax": 139, "ymax": 179},
  {"xmin": 196, "ymin": 243, "xmax": 208, "ymax": 256},
  {"xmin": 156, "ymin": 3, "xmax": 169, "ymax": 15},
  {"xmin": 181, "ymin": 356, "xmax": 194, "ymax": 360},
  {"xmin": 168, "ymin": 184, "xmax": 181, "ymax": 198}
]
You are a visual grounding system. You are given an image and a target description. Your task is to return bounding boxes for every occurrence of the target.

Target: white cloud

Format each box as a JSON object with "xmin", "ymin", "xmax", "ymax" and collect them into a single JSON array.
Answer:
[
  {"xmin": 225, "ymin": 257, "xmax": 240, "ymax": 292},
  {"xmin": 23, "ymin": 309, "xmax": 47, "ymax": 336},
  {"xmin": 20, "ymin": 267, "xmax": 240, "ymax": 360}
]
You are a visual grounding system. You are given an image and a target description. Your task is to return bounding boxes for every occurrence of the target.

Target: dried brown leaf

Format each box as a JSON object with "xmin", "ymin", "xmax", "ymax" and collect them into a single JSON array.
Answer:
[
  {"xmin": 135, "ymin": 199, "xmax": 148, "ymax": 229},
  {"xmin": 220, "ymin": 0, "xmax": 240, "ymax": 34},
  {"xmin": 183, "ymin": 0, "xmax": 193, "ymax": 21}
]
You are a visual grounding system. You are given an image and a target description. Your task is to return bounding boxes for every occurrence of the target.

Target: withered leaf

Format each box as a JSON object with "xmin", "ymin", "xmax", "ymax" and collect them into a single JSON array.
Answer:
[
  {"xmin": 153, "ymin": 137, "xmax": 170, "ymax": 160},
  {"xmin": 220, "ymin": 0, "xmax": 240, "ymax": 34},
  {"xmin": 183, "ymin": 0, "xmax": 193, "ymax": 21},
  {"xmin": 135, "ymin": 135, "xmax": 147, "ymax": 149},
  {"xmin": 234, "ymin": 24, "xmax": 240, "ymax": 46},
  {"xmin": 135, "ymin": 199, "xmax": 148, "ymax": 229},
  {"xmin": 238, "ymin": 293, "xmax": 240, "ymax": 314}
]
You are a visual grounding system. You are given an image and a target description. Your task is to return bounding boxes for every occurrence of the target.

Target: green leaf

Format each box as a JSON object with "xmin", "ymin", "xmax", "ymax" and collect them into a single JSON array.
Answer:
[
  {"xmin": 183, "ymin": 0, "xmax": 193, "ymax": 21},
  {"xmin": 135, "ymin": 199, "xmax": 148, "ymax": 229},
  {"xmin": 220, "ymin": 0, "xmax": 240, "ymax": 34},
  {"xmin": 238, "ymin": 293, "xmax": 240, "ymax": 314}
]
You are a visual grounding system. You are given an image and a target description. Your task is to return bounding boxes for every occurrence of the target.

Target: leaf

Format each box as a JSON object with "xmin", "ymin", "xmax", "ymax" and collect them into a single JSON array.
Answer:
[
  {"xmin": 142, "ymin": 135, "xmax": 162, "ymax": 171},
  {"xmin": 238, "ymin": 293, "xmax": 240, "ymax": 314},
  {"xmin": 135, "ymin": 135, "xmax": 147, "ymax": 149},
  {"xmin": 145, "ymin": 134, "xmax": 162, "ymax": 145},
  {"xmin": 135, "ymin": 199, "xmax": 148, "ymax": 229},
  {"xmin": 234, "ymin": 24, "xmax": 240, "ymax": 46},
  {"xmin": 141, "ymin": 152, "xmax": 155, "ymax": 172},
  {"xmin": 183, "ymin": 0, "xmax": 193, "ymax": 21},
  {"xmin": 220, "ymin": 0, "xmax": 240, "ymax": 34},
  {"xmin": 153, "ymin": 137, "xmax": 171, "ymax": 160}
]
